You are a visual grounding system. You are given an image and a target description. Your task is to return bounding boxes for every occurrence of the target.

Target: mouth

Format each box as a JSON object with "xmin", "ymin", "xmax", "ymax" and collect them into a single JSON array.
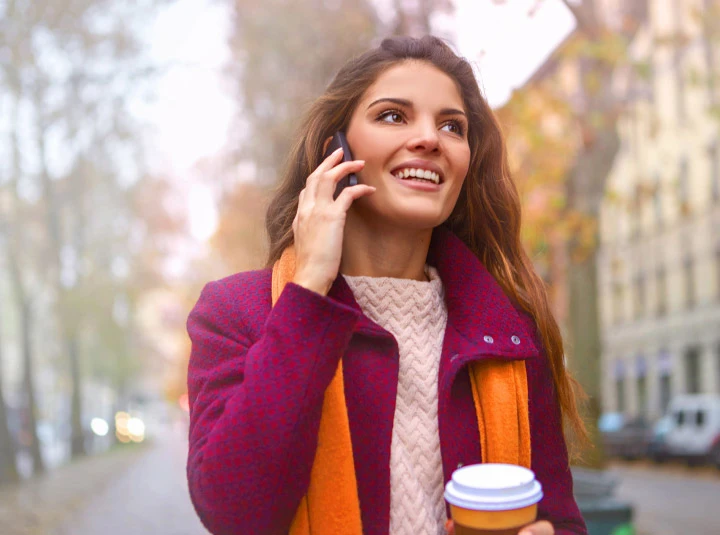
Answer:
[
  {"xmin": 390, "ymin": 161, "xmax": 444, "ymax": 185},
  {"xmin": 391, "ymin": 168, "xmax": 442, "ymax": 185}
]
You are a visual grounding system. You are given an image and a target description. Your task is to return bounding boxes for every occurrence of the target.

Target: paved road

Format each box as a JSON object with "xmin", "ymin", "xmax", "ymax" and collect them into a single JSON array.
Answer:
[
  {"xmin": 56, "ymin": 425, "xmax": 209, "ymax": 535},
  {"xmin": 610, "ymin": 462, "xmax": 720, "ymax": 535},
  {"xmin": 53, "ymin": 432, "xmax": 720, "ymax": 535}
]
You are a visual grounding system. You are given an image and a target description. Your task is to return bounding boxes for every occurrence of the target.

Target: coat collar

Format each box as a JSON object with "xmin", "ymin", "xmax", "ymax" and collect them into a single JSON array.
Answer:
[{"xmin": 328, "ymin": 226, "xmax": 540, "ymax": 360}]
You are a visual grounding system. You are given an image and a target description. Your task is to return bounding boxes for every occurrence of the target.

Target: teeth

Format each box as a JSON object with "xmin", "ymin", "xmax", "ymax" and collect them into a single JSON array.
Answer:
[{"xmin": 393, "ymin": 168, "xmax": 440, "ymax": 184}]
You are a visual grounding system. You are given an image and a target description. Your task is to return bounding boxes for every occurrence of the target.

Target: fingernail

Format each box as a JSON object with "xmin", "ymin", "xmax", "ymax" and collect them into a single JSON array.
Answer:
[{"xmin": 334, "ymin": 147, "xmax": 343, "ymax": 154}]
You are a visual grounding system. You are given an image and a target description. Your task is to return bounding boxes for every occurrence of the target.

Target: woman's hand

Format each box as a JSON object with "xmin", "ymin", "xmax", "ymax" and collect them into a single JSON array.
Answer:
[
  {"xmin": 445, "ymin": 519, "xmax": 554, "ymax": 535},
  {"xmin": 517, "ymin": 521, "xmax": 554, "ymax": 535},
  {"xmin": 291, "ymin": 147, "xmax": 375, "ymax": 295}
]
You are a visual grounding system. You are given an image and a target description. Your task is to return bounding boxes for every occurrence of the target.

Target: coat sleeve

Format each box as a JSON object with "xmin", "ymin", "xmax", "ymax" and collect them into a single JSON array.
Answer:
[
  {"xmin": 186, "ymin": 278, "xmax": 361, "ymax": 535},
  {"xmin": 527, "ymin": 349, "xmax": 588, "ymax": 535}
]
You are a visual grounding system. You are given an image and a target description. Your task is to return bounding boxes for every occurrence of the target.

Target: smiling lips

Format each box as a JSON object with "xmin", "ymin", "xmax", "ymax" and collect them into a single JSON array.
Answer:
[
  {"xmin": 390, "ymin": 160, "xmax": 444, "ymax": 185},
  {"xmin": 392, "ymin": 168, "xmax": 442, "ymax": 185}
]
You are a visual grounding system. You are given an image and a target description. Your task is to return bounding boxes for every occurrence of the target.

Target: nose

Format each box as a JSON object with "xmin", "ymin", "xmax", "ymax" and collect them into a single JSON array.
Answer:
[{"xmin": 406, "ymin": 119, "xmax": 440, "ymax": 153}]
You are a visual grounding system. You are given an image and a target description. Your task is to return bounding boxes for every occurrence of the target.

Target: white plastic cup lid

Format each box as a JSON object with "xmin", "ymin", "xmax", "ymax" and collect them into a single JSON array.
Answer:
[{"xmin": 444, "ymin": 463, "xmax": 543, "ymax": 511}]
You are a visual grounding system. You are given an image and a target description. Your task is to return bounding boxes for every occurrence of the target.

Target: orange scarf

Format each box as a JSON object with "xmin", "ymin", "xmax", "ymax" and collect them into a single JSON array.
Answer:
[{"xmin": 271, "ymin": 246, "xmax": 531, "ymax": 535}]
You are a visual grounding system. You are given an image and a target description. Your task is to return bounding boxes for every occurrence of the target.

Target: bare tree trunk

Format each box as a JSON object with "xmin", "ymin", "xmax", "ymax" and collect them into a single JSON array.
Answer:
[
  {"xmin": 32, "ymin": 86, "xmax": 86, "ymax": 459},
  {"xmin": 565, "ymin": 116, "xmax": 620, "ymax": 469},
  {"xmin": 68, "ymin": 336, "xmax": 84, "ymax": 456},
  {"xmin": 567, "ymin": 255, "xmax": 606, "ymax": 468},
  {"xmin": 0, "ymin": 303, "xmax": 20, "ymax": 485},
  {"xmin": 557, "ymin": 0, "xmax": 630, "ymax": 469},
  {"xmin": 5, "ymin": 86, "xmax": 45, "ymax": 476},
  {"xmin": 8, "ymin": 253, "xmax": 45, "ymax": 475}
]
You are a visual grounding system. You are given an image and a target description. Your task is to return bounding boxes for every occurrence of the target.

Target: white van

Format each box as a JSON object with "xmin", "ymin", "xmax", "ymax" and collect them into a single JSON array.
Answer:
[{"xmin": 663, "ymin": 394, "xmax": 720, "ymax": 467}]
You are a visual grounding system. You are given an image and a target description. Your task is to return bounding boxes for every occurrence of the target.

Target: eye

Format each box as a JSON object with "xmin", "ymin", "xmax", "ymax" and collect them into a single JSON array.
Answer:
[
  {"xmin": 441, "ymin": 120, "xmax": 465, "ymax": 136},
  {"xmin": 377, "ymin": 109, "xmax": 405, "ymax": 124}
]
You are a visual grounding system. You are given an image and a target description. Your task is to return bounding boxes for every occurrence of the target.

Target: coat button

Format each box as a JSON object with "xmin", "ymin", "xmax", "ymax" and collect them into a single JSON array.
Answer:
[
  {"xmin": 511, "ymin": 335, "xmax": 521, "ymax": 345},
  {"xmin": 483, "ymin": 335, "xmax": 494, "ymax": 344}
]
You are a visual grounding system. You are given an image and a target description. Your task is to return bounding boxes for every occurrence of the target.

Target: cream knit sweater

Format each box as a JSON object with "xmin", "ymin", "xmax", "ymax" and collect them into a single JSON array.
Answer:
[{"xmin": 343, "ymin": 266, "xmax": 448, "ymax": 535}]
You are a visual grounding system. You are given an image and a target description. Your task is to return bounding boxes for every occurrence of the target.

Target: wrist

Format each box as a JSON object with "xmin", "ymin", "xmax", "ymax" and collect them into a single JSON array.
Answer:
[{"xmin": 291, "ymin": 275, "xmax": 331, "ymax": 296}]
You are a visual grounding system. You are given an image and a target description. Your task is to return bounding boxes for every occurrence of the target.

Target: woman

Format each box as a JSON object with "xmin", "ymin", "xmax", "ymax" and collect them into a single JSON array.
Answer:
[{"xmin": 186, "ymin": 36, "xmax": 588, "ymax": 535}]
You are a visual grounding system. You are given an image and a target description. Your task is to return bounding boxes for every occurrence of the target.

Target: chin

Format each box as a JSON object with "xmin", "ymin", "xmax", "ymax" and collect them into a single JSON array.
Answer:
[
  {"xmin": 383, "ymin": 208, "xmax": 450, "ymax": 231},
  {"xmin": 354, "ymin": 194, "xmax": 456, "ymax": 230}
]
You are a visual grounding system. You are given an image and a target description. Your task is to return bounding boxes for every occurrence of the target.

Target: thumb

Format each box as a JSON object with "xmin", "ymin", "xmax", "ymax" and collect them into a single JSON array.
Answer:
[{"xmin": 518, "ymin": 520, "xmax": 554, "ymax": 535}]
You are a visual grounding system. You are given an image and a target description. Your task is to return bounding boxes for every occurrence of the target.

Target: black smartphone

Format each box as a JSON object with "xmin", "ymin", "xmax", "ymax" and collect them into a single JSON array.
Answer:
[{"xmin": 323, "ymin": 131, "xmax": 358, "ymax": 199}]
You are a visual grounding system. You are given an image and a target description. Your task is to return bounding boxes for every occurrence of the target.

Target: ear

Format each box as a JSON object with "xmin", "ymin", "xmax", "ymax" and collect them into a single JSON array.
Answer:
[{"xmin": 321, "ymin": 136, "xmax": 334, "ymax": 156}]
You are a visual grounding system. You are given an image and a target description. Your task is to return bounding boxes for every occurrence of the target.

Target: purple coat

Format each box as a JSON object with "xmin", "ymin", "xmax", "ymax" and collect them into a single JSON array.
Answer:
[{"xmin": 186, "ymin": 227, "xmax": 587, "ymax": 535}]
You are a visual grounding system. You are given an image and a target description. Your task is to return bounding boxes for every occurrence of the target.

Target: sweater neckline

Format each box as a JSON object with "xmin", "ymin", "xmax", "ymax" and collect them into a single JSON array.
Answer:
[{"xmin": 342, "ymin": 265, "xmax": 441, "ymax": 285}]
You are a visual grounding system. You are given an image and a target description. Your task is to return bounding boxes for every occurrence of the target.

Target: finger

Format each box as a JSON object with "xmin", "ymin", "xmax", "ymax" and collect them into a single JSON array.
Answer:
[
  {"xmin": 316, "ymin": 160, "xmax": 365, "ymax": 196},
  {"xmin": 334, "ymin": 184, "xmax": 376, "ymax": 211},
  {"xmin": 444, "ymin": 519, "xmax": 455, "ymax": 535},
  {"xmin": 518, "ymin": 520, "xmax": 554, "ymax": 535},
  {"xmin": 321, "ymin": 146, "xmax": 344, "ymax": 166},
  {"xmin": 305, "ymin": 147, "xmax": 345, "ymax": 195}
]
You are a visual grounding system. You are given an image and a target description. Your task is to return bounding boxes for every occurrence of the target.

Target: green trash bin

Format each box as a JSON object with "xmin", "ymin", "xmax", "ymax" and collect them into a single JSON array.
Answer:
[
  {"xmin": 578, "ymin": 498, "xmax": 634, "ymax": 535},
  {"xmin": 572, "ymin": 468, "xmax": 635, "ymax": 535}
]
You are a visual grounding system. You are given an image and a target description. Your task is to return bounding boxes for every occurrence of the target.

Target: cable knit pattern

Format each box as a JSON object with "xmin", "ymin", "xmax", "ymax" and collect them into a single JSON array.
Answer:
[{"xmin": 343, "ymin": 266, "xmax": 448, "ymax": 535}]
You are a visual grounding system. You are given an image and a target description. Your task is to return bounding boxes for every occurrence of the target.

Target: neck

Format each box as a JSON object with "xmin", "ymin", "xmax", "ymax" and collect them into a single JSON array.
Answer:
[{"xmin": 339, "ymin": 211, "xmax": 432, "ymax": 281}]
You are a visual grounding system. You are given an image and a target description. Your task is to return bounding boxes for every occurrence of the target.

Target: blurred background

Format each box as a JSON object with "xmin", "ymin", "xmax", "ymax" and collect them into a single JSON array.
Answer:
[{"xmin": 0, "ymin": 0, "xmax": 719, "ymax": 534}]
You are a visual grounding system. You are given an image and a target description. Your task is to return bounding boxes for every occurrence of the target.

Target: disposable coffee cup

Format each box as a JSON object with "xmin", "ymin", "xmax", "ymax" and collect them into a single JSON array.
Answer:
[{"xmin": 444, "ymin": 463, "xmax": 543, "ymax": 535}]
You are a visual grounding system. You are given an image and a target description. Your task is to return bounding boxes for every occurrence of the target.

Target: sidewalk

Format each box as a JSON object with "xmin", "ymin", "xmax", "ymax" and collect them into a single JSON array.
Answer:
[{"xmin": 0, "ymin": 443, "xmax": 147, "ymax": 535}]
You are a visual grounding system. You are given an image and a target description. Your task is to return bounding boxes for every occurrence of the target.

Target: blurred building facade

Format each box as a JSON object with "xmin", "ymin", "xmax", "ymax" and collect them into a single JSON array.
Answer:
[{"xmin": 598, "ymin": 0, "xmax": 720, "ymax": 420}]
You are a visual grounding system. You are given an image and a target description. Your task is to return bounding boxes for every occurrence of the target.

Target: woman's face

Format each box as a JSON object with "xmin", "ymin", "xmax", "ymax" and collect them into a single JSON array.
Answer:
[{"xmin": 345, "ymin": 60, "xmax": 471, "ymax": 230}]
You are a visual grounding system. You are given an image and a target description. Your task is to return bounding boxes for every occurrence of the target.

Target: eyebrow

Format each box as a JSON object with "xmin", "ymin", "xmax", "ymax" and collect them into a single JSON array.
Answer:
[{"xmin": 366, "ymin": 97, "xmax": 466, "ymax": 118}]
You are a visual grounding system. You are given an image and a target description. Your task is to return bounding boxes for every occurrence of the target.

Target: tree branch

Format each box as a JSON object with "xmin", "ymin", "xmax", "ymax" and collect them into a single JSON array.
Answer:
[
  {"xmin": 560, "ymin": 0, "xmax": 600, "ymax": 37},
  {"xmin": 559, "ymin": 0, "xmax": 581, "ymax": 20}
]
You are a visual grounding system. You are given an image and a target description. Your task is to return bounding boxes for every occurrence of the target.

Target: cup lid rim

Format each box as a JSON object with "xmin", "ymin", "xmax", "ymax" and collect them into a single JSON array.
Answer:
[{"xmin": 444, "ymin": 464, "xmax": 543, "ymax": 510}]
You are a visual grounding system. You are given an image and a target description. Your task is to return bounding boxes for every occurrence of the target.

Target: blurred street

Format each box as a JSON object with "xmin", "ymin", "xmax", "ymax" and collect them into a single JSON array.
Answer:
[
  {"xmin": 610, "ymin": 462, "xmax": 720, "ymax": 535},
  {"xmin": 3, "ymin": 421, "xmax": 720, "ymax": 534},
  {"xmin": 55, "ymin": 424, "xmax": 208, "ymax": 535}
]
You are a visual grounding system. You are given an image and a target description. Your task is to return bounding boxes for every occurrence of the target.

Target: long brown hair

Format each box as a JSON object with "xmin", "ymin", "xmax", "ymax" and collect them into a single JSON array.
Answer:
[{"xmin": 265, "ymin": 35, "xmax": 587, "ymax": 449}]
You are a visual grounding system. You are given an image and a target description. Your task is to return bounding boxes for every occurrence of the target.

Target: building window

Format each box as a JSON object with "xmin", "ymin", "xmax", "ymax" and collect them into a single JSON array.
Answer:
[
  {"xmin": 614, "ymin": 360, "xmax": 626, "ymax": 412},
  {"xmin": 710, "ymin": 141, "xmax": 719, "ymax": 203},
  {"xmin": 716, "ymin": 344, "xmax": 720, "ymax": 399},
  {"xmin": 653, "ymin": 172, "xmax": 663, "ymax": 227},
  {"xmin": 660, "ymin": 374, "xmax": 672, "ymax": 413},
  {"xmin": 716, "ymin": 249, "xmax": 720, "ymax": 301},
  {"xmin": 659, "ymin": 350, "xmax": 672, "ymax": 413},
  {"xmin": 630, "ymin": 183, "xmax": 642, "ymax": 240},
  {"xmin": 684, "ymin": 256, "xmax": 695, "ymax": 309},
  {"xmin": 678, "ymin": 157, "xmax": 690, "ymax": 216},
  {"xmin": 673, "ymin": 0, "xmax": 687, "ymax": 124},
  {"xmin": 656, "ymin": 267, "xmax": 667, "ymax": 316},
  {"xmin": 648, "ymin": 57, "xmax": 656, "ymax": 105},
  {"xmin": 633, "ymin": 273, "xmax": 646, "ymax": 319},
  {"xmin": 702, "ymin": 0, "xmax": 717, "ymax": 105},
  {"xmin": 636, "ymin": 356, "xmax": 647, "ymax": 417},
  {"xmin": 613, "ymin": 282, "xmax": 624, "ymax": 324},
  {"xmin": 685, "ymin": 347, "xmax": 701, "ymax": 394}
]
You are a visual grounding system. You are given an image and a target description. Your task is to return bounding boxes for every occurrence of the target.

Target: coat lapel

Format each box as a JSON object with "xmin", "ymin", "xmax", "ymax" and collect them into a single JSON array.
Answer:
[
  {"xmin": 428, "ymin": 227, "xmax": 540, "ymax": 362},
  {"xmin": 327, "ymin": 276, "xmax": 397, "ymax": 535}
]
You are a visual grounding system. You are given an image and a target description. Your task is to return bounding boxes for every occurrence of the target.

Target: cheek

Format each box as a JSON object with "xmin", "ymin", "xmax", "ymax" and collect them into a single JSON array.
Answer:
[
  {"xmin": 452, "ymin": 147, "xmax": 471, "ymax": 184},
  {"xmin": 359, "ymin": 137, "xmax": 391, "ymax": 166}
]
